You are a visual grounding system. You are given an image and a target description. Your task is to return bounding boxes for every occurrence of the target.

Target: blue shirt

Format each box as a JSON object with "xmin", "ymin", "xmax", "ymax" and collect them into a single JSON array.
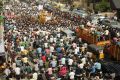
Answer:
[
  {"xmin": 51, "ymin": 60, "xmax": 57, "ymax": 67},
  {"xmin": 56, "ymin": 47, "xmax": 61, "ymax": 53},
  {"xmin": 90, "ymin": 66, "xmax": 96, "ymax": 73},
  {"xmin": 37, "ymin": 47, "xmax": 42, "ymax": 54},
  {"xmin": 94, "ymin": 62, "xmax": 101, "ymax": 70}
]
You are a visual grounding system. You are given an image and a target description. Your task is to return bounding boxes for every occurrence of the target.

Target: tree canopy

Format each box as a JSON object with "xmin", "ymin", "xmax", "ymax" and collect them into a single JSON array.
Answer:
[{"xmin": 95, "ymin": 0, "xmax": 111, "ymax": 12}]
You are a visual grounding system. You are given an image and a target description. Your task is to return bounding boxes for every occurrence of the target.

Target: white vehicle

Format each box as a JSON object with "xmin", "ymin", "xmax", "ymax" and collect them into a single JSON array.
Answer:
[{"xmin": 61, "ymin": 29, "xmax": 76, "ymax": 41}]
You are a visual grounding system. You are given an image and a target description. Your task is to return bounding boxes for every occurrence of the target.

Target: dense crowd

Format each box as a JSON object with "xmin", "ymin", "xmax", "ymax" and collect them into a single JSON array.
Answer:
[
  {"xmin": 85, "ymin": 19, "xmax": 120, "ymax": 42},
  {"xmin": 1, "ymin": 1, "xmax": 119, "ymax": 80}
]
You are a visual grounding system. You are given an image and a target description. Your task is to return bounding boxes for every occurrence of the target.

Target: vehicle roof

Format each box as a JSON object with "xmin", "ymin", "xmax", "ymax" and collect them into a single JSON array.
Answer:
[{"xmin": 62, "ymin": 29, "xmax": 74, "ymax": 35}]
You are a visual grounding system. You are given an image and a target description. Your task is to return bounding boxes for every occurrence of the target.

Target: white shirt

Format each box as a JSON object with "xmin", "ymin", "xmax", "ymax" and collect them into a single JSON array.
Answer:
[
  {"xmin": 34, "ymin": 64, "xmax": 39, "ymax": 71},
  {"xmin": 54, "ymin": 38, "xmax": 57, "ymax": 43},
  {"xmin": 77, "ymin": 47, "xmax": 80, "ymax": 52},
  {"xmin": 69, "ymin": 72, "xmax": 75, "ymax": 79},
  {"xmin": 50, "ymin": 46, "xmax": 54, "ymax": 52},
  {"xmin": 78, "ymin": 63, "xmax": 84, "ymax": 69},
  {"xmin": 117, "ymin": 32, "xmax": 120, "ymax": 37},
  {"xmin": 14, "ymin": 67, "xmax": 20, "ymax": 75},
  {"xmin": 20, "ymin": 46, "xmax": 24, "ymax": 51},
  {"xmin": 60, "ymin": 39, "xmax": 63, "ymax": 42},
  {"xmin": 105, "ymin": 30, "xmax": 109, "ymax": 35},
  {"xmin": 4, "ymin": 68, "xmax": 11, "ymax": 76},
  {"xmin": 61, "ymin": 58, "xmax": 66, "ymax": 65},
  {"xmin": 44, "ymin": 43, "xmax": 48, "ymax": 48},
  {"xmin": 87, "ymin": 21, "xmax": 91, "ymax": 26},
  {"xmin": 57, "ymin": 33, "xmax": 60, "ymax": 38},
  {"xmin": 12, "ymin": 63, "xmax": 16, "ymax": 69},
  {"xmin": 74, "ymin": 48, "xmax": 78, "ymax": 54},
  {"xmin": 24, "ymin": 36, "xmax": 27, "ymax": 41},
  {"xmin": 33, "ymin": 72, "xmax": 38, "ymax": 80},
  {"xmin": 79, "ymin": 38, "xmax": 82, "ymax": 42},
  {"xmin": 50, "ymin": 38, "xmax": 54, "ymax": 43},
  {"xmin": 57, "ymin": 28, "xmax": 61, "ymax": 32},
  {"xmin": 68, "ymin": 58, "xmax": 73, "ymax": 66},
  {"xmin": 81, "ymin": 57, "xmax": 86, "ymax": 64},
  {"xmin": 84, "ymin": 43, "xmax": 88, "ymax": 48},
  {"xmin": 72, "ymin": 43, "xmax": 77, "ymax": 48},
  {"xmin": 45, "ymin": 35, "xmax": 48, "ymax": 40}
]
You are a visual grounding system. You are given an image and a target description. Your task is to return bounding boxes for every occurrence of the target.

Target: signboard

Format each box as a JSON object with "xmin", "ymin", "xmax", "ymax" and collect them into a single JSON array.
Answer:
[
  {"xmin": 96, "ymin": 40, "xmax": 111, "ymax": 46},
  {"xmin": 0, "ymin": 25, "xmax": 5, "ymax": 53},
  {"xmin": 0, "ymin": 16, "xmax": 5, "ymax": 54}
]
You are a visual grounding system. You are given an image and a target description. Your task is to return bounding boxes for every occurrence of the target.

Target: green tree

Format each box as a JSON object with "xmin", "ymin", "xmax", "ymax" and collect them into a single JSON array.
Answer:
[
  {"xmin": 0, "ymin": 0, "xmax": 3, "ymax": 14},
  {"xmin": 95, "ymin": 0, "xmax": 110, "ymax": 12},
  {"xmin": 64, "ymin": 0, "xmax": 73, "ymax": 5}
]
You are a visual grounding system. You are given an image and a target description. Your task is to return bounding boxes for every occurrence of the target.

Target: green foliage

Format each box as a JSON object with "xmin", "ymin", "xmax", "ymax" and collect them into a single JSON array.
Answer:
[
  {"xmin": 0, "ymin": 0, "xmax": 3, "ymax": 13},
  {"xmin": 95, "ymin": 0, "xmax": 110, "ymax": 12},
  {"xmin": 64, "ymin": 0, "xmax": 73, "ymax": 4}
]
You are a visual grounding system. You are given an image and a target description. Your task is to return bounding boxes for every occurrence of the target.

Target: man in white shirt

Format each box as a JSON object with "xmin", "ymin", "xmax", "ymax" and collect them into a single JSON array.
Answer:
[
  {"xmin": 50, "ymin": 37, "xmax": 54, "ymax": 43},
  {"xmin": 54, "ymin": 37, "xmax": 57, "ymax": 43},
  {"xmin": 104, "ymin": 29, "xmax": 109, "ymax": 40},
  {"xmin": 50, "ymin": 45, "xmax": 54, "ymax": 53},
  {"xmin": 74, "ymin": 48, "xmax": 78, "ymax": 55},
  {"xmin": 69, "ymin": 70, "xmax": 75, "ymax": 80},
  {"xmin": 87, "ymin": 21, "xmax": 91, "ymax": 27},
  {"xmin": 61, "ymin": 57, "xmax": 66, "ymax": 65},
  {"xmin": 81, "ymin": 57, "xmax": 86, "ymax": 65},
  {"xmin": 57, "ymin": 33, "xmax": 60, "ymax": 38},
  {"xmin": 14, "ymin": 66, "xmax": 21, "ymax": 80},
  {"xmin": 78, "ymin": 63, "xmax": 84, "ymax": 69},
  {"xmin": 44, "ymin": 42, "xmax": 48, "ymax": 48},
  {"xmin": 33, "ymin": 72, "xmax": 38, "ymax": 80},
  {"xmin": 34, "ymin": 63, "xmax": 39, "ymax": 72},
  {"xmin": 68, "ymin": 58, "xmax": 73, "ymax": 69},
  {"xmin": 4, "ymin": 67, "xmax": 11, "ymax": 80}
]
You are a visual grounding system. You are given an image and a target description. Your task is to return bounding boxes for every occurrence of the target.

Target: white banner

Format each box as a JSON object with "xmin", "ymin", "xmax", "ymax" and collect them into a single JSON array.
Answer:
[{"xmin": 0, "ymin": 25, "xmax": 5, "ymax": 53}]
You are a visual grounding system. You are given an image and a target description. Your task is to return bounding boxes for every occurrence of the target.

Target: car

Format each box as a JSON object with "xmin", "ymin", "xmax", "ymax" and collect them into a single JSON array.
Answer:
[
  {"xmin": 90, "ymin": 14, "xmax": 106, "ymax": 25},
  {"xmin": 72, "ymin": 9, "xmax": 88, "ymax": 18},
  {"xmin": 61, "ymin": 29, "xmax": 76, "ymax": 41},
  {"xmin": 101, "ymin": 19, "xmax": 120, "ymax": 28}
]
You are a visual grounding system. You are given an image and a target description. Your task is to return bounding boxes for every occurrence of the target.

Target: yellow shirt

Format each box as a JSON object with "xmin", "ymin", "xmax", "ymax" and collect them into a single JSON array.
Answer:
[
  {"xmin": 21, "ymin": 50, "xmax": 28, "ymax": 55},
  {"xmin": 22, "ymin": 57, "xmax": 28, "ymax": 63},
  {"xmin": 99, "ymin": 53, "xmax": 104, "ymax": 59}
]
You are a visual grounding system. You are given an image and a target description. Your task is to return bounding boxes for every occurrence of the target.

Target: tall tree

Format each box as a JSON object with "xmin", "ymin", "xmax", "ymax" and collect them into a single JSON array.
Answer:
[
  {"xmin": 0, "ymin": 0, "xmax": 3, "ymax": 14},
  {"xmin": 95, "ymin": 0, "xmax": 110, "ymax": 12}
]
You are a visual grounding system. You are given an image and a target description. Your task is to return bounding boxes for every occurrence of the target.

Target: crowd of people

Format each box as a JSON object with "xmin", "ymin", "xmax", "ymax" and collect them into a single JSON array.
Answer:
[{"xmin": 0, "ymin": 1, "xmax": 119, "ymax": 80}]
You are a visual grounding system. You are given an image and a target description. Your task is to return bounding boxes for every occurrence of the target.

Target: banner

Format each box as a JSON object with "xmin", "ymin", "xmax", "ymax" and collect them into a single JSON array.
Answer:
[{"xmin": 0, "ymin": 16, "xmax": 5, "ymax": 55}]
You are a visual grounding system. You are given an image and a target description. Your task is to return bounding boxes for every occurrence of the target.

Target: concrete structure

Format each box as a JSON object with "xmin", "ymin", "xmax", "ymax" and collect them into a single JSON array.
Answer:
[{"xmin": 110, "ymin": 0, "xmax": 120, "ymax": 20}]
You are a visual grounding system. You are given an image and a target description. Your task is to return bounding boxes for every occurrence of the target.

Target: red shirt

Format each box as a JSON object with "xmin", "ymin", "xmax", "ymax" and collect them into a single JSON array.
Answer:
[{"xmin": 41, "ymin": 55, "xmax": 46, "ymax": 62}]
